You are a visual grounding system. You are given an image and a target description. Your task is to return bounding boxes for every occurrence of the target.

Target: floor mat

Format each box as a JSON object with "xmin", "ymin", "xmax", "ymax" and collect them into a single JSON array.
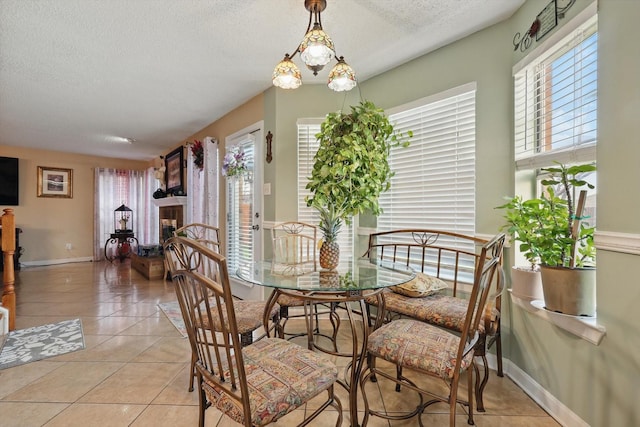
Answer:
[
  {"xmin": 158, "ymin": 301, "xmax": 187, "ymax": 338},
  {"xmin": 0, "ymin": 318, "xmax": 85, "ymax": 370}
]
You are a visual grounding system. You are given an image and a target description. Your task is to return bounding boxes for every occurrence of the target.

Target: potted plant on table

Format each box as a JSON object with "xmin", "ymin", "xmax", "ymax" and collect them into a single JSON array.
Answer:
[
  {"xmin": 306, "ymin": 100, "xmax": 411, "ymax": 269},
  {"xmin": 497, "ymin": 162, "xmax": 596, "ymax": 315}
]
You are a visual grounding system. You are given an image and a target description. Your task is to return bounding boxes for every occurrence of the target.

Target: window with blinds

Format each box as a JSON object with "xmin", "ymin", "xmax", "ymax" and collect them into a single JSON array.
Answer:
[
  {"xmin": 226, "ymin": 137, "xmax": 255, "ymax": 274},
  {"xmin": 378, "ymin": 84, "xmax": 476, "ymax": 237},
  {"xmin": 297, "ymin": 120, "xmax": 353, "ymax": 258},
  {"xmin": 514, "ymin": 15, "xmax": 597, "ymax": 169}
]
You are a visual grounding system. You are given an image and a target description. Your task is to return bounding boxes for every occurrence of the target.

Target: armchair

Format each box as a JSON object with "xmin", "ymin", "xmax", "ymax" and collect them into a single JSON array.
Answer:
[
  {"xmin": 166, "ymin": 236, "xmax": 342, "ymax": 427},
  {"xmin": 271, "ymin": 222, "xmax": 340, "ymax": 348},
  {"xmin": 166, "ymin": 224, "xmax": 279, "ymax": 392},
  {"xmin": 360, "ymin": 233, "xmax": 505, "ymax": 426},
  {"xmin": 363, "ymin": 229, "xmax": 505, "ymax": 411}
]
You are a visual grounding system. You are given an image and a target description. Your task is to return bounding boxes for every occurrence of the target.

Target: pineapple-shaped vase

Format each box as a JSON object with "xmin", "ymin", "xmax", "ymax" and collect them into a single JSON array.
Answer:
[
  {"xmin": 319, "ymin": 240, "xmax": 340, "ymax": 270},
  {"xmin": 317, "ymin": 205, "xmax": 342, "ymax": 270}
]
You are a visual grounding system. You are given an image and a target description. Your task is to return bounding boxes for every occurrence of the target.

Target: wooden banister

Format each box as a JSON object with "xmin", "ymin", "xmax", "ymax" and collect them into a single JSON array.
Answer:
[{"xmin": 1, "ymin": 208, "xmax": 16, "ymax": 331}]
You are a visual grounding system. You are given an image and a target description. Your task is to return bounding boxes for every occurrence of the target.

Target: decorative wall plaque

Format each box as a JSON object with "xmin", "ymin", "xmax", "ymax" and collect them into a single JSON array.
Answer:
[
  {"xmin": 536, "ymin": 0, "xmax": 558, "ymax": 41},
  {"xmin": 512, "ymin": 0, "xmax": 575, "ymax": 53}
]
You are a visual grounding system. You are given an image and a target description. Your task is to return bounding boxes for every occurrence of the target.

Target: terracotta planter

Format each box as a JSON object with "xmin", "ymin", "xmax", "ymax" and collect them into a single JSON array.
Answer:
[
  {"xmin": 510, "ymin": 266, "xmax": 544, "ymax": 301},
  {"xmin": 540, "ymin": 265, "xmax": 596, "ymax": 316}
]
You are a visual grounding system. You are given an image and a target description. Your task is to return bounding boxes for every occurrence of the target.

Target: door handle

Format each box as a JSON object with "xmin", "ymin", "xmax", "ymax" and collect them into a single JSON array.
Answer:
[{"xmin": 252, "ymin": 225, "xmax": 260, "ymax": 231}]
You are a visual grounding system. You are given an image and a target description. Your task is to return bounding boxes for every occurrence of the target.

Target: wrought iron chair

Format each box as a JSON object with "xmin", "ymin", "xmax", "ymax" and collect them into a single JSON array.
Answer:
[
  {"xmin": 359, "ymin": 233, "xmax": 505, "ymax": 426},
  {"xmin": 173, "ymin": 222, "xmax": 221, "ymax": 251},
  {"xmin": 166, "ymin": 236, "xmax": 342, "ymax": 427},
  {"xmin": 363, "ymin": 229, "xmax": 505, "ymax": 411},
  {"xmin": 166, "ymin": 225, "xmax": 279, "ymax": 392},
  {"xmin": 271, "ymin": 221, "xmax": 340, "ymax": 348}
]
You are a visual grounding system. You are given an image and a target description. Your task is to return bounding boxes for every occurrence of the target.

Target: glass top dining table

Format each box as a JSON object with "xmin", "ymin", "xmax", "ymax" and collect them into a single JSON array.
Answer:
[
  {"xmin": 236, "ymin": 257, "xmax": 415, "ymax": 293},
  {"xmin": 236, "ymin": 257, "xmax": 415, "ymax": 427}
]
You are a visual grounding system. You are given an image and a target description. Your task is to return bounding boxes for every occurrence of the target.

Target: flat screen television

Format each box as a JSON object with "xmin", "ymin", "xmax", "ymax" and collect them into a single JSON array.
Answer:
[{"xmin": 0, "ymin": 156, "xmax": 19, "ymax": 206}]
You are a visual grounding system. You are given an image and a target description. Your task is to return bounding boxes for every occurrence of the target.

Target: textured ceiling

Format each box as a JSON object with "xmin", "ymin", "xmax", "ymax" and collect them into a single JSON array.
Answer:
[{"xmin": 0, "ymin": 0, "xmax": 523, "ymax": 161}]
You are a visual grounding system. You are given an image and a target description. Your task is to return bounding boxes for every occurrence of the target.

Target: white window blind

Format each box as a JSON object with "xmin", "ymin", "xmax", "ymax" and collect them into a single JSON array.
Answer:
[
  {"xmin": 297, "ymin": 120, "xmax": 353, "ymax": 258},
  {"xmin": 379, "ymin": 85, "xmax": 476, "ymax": 236},
  {"xmin": 514, "ymin": 15, "xmax": 597, "ymax": 169},
  {"xmin": 226, "ymin": 135, "xmax": 255, "ymax": 273}
]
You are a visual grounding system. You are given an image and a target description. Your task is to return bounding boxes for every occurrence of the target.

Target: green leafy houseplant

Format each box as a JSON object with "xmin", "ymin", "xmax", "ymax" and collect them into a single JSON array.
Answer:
[
  {"xmin": 306, "ymin": 100, "xmax": 411, "ymax": 268},
  {"xmin": 496, "ymin": 195, "xmax": 546, "ymax": 271},
  {"xmin": 497, "ymin": 162, "xmax": 596, "ymax": 269},
  {"xmin": 497, "ymin": 162, "xmax": 597, "ymax": 314}
]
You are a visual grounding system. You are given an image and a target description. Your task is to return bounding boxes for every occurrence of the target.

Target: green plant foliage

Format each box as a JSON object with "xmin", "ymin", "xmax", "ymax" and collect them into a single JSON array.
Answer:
[
  {"xmin": 497, "ymin": 162, "xmax": 596, "ymax": 268},
  {"xmin": 496, "ymin": 195, "xmax": 549, "ymax": 269},
  {"xmin": 306, "ymin": 100, "xmax": 411, "ymax": 231},
  {"xmin": 316, "ymin": 204, "xmax": 342, "ymax": 244}
]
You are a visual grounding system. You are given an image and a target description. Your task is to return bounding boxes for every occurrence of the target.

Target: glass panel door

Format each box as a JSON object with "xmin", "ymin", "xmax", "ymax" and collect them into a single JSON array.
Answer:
[{"xmin": 225, "ymin": 125, "xmax": 263, "ymax": 299}]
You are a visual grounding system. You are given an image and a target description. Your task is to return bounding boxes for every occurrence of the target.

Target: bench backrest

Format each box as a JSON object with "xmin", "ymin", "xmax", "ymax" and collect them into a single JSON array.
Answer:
[{"xmin": 364, "ymin": 229, "xmax": 491, "ymax": 296}]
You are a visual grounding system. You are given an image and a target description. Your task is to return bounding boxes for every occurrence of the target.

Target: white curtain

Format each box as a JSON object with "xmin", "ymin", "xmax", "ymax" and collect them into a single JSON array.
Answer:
[
  {"xmin": 143, "ymin": 167, "xmax": 160, "ymax": 244},
  {"xmin": 93, "ymin": 168, "xmax": 159, "ymax": 260},
  {"xmin": 187, "ymin": 136, "xmax": 219, "ymax": 227}
]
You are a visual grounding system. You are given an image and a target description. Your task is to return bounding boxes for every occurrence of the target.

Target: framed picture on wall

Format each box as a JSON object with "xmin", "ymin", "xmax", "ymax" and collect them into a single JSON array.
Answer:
[
  {"xmin": 165, "ymin": 147, "xmax": 184, "ymax": 195},
  {"xmin": 37, "ymin": 166, "xmax": 73, "ymax": 198}
]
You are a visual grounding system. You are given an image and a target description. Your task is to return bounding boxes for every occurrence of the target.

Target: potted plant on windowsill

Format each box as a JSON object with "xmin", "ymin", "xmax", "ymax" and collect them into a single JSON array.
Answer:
[
  {"xmin": 496, "ymin": 195, "xmax": 545, "ymax": 301},
  {"xmin": 497, "ymin": 163, "xmax": 596, "ymax": 315},
  {"xmin": 306, "ymin": 100, "xmax": 411, "ymax": 270}
]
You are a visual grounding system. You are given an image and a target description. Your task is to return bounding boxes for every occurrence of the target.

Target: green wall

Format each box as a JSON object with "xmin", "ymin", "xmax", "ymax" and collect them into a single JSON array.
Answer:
[
  {"xmin": 507, "ymin": 1, "xmax": 640, "ymax": 425},
  {"xmin": 261, "ymin": 0, "xmax": 640, "ymax": 424},
  {"xmin": 598, "ymin": 5, "xmax": 640, "ymax": 422},
  {"xmin": 597, "ymin": 0, "xmax": 640, "ymax": 233}
]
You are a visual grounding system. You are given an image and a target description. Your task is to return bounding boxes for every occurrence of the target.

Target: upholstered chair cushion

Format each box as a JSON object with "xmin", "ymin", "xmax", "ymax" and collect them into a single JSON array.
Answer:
[
  {"xmin": 390, "ymin": 272, "xmax": 448, "ymax": 298},
  {"xmin": 202, "ymin": 338, "xmax": 338, "ymax": 426},
  {"xmin": 367, "ymin": 318, "xmax": 474, "ymax": 381},
  {"xmin": 367, "ymin": 289, "xmax": 498, "ymax": 334},
  {"xmin": 197, "ymin": 301, "xmax": 280, "ymax": 334},
  {"xmin": 276, "ymin": 292, "xmax": 306, "ymax": 307}
]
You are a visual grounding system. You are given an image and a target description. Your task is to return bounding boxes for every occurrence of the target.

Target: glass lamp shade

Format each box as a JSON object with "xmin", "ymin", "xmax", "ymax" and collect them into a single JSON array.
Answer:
[
  {"xmin": 299, "ymin": 24, "xmax": 335, "ymax": 67},
  {"xmin": 272, "ymin": 55, "xmax": 302, "ymax": 89},
  {"xmin": 327, "ymin": 57, "xmax": 357, "ymax": 92}
]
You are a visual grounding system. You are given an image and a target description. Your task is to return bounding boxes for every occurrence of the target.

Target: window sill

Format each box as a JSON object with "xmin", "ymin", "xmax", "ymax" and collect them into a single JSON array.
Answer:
[{"xmin": 509, "ymin": 290, "xmax": 606, "ymax": 345}]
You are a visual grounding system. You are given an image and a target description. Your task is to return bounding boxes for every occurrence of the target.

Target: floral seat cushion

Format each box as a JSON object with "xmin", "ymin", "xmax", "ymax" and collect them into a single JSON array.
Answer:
[
  {"xmin": 367, "ymin": 318, "xmax": 474, "ymax": 381},
  {"xmin": 276, "ymin": 292, "xmax": 306, "ymax": 307},
  {"xmin": 202, "ymin": 337, "xmax": 338, "ymax": 426},
  {"xmin": 367, "ymin": 289, "xmax": 497, "ymax": 333},
  {"xmin": 197, "ymin": 301, "xmax": 280, "ymax": 334}
]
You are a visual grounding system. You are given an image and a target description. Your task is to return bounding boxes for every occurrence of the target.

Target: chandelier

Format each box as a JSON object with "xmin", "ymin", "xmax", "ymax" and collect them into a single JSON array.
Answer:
[{"xmin": 272, "ymin": 0, "xmax": 357, "ymax": 92}]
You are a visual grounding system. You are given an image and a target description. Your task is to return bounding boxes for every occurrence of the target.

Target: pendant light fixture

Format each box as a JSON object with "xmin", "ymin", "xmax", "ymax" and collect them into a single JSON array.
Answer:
[{"xmin": 272, "ymin": 0, "xmax": 356, "ymax": 92}]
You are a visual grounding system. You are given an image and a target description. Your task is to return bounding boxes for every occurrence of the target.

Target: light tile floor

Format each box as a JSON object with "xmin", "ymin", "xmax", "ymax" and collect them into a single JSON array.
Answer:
[{"xmin": 0, "ymin": 261, "xmax": 561, "ymax": 426}]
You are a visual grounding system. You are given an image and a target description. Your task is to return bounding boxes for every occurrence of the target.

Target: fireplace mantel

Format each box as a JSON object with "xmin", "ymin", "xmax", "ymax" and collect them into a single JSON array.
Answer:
[{"xmin": 152, "ymin": 196, "xmax": 187, "ymax": 208}]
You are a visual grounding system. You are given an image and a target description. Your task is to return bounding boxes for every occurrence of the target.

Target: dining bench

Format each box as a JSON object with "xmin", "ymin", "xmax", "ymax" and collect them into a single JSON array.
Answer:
[{"xmin": 363, "ymin": 229, "xmax": 504, "ymax": 412}]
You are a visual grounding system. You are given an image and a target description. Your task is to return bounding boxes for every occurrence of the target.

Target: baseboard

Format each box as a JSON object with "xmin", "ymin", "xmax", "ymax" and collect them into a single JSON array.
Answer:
[
  {"xmin": 21, "ymin": 257, "xmax": 93, "ymax": 267},
  {"xmin": 503, "ymin": 358, "xmax": 589, "ymax": 427}
]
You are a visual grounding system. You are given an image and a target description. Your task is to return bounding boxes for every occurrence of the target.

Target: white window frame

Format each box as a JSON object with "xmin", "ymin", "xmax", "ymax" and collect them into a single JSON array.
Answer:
[
  {"xmin": 509, "ymin": 5, "xmax": 604, "ymax": 338},
  {"xmin": 513, "ymin": 5, "xmax": 598, "ymax": 171},
  {"xmin": 513, "ymin": 6, "xmax": 598, "ymax": 240}
]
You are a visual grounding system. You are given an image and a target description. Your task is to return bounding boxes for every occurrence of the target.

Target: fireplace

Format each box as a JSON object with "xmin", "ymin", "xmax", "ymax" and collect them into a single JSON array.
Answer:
[{"xmin": 152, "ymin": 197, "xmax": 187, "ymax": 244}]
